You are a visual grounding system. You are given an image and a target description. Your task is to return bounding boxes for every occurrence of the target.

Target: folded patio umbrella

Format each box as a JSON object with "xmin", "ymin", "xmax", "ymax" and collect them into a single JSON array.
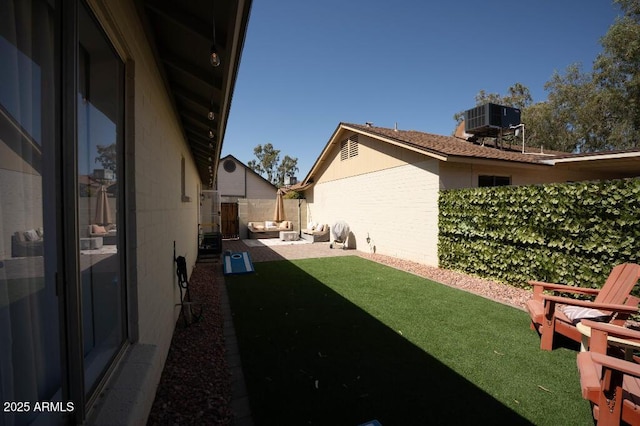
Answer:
[
  {"xmin": 94, "ymin": 184, "xmax": 112, "ymax": 225},
  {"xmin": 273, "ymin": 189, "xmax": 286, "ymax": 222}
]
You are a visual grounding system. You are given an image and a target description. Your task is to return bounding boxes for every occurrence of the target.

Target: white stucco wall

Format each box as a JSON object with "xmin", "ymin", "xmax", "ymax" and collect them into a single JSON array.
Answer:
[
  {"xmin": 0, "ymin": 168, "xmax": 42, "ymax": 259},
  {"xmin": 109, "ymin": 6, "xmax": 199, "ymax": 347},
  {"xmin": 217, "ymin": 156, "xmax": 277, "ymax": 199},
  {"xmin": 87, "ymin": 0, "xmax": 201, "ymax": 421},
  {"xmin": 309, "ymin": 160, "xmax": 440, "ymax": 266}
]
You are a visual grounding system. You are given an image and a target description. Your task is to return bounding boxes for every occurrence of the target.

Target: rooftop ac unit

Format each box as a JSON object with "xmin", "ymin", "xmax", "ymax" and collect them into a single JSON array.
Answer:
[
  {"xmin": 284, "ymin": 176, "xmax": 297, "ymax": 185},
  {"xmin": 464, "ymin": 103, "xmax": 521, "ymax": 137},
  {"xmin": 94, "ymin": 168, "xmax": 114, "ymax": 181}
]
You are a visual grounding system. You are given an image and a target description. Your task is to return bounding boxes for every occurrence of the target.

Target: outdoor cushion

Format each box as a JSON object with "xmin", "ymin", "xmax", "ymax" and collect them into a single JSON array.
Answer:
[
  {"xmin": 560, "ymin": 305, "xmax": 608, "ymax": 323},
  {"xmin": 92, "ymin": 224, "xmax": 107, "ymax": 234},
  {"xmin": 24, "ymin": 229, "xmax": 40, "ymax": 241}
]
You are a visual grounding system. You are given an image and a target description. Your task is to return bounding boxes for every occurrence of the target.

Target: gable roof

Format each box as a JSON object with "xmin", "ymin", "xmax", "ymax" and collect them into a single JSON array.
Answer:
[
  {"xmin": 342, "ymin": 123, "xmax": 561, "ymax": 163},
  {"xmin": 219, "ymin": 154, "xmax": 278, "ymax": 189},
  {"xmin": 302, "ymin": 122, "xmax": 640, "ymax": 185}
]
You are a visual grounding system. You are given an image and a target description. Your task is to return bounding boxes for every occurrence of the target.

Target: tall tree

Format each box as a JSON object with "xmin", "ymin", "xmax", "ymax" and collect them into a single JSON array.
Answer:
[
  {"xmin": 247, "ymin": 143, "xmax": 280, "ymax": 184},
  {"xmin": 454, "ymin": 0, "xmax": 640, "ymax": 153},
  {"xmin": 592, "ymin": 0, "xmax": 640, "ymax": 148},
  {"xmin": 248, "ymin": 143, "xmax": 299, "ymax": 186},
  {"xmin": 277, "ymin": 155, "xmax": 299, "ymax": 186},
  {"xmin": 95, "ymin": 143, "xmax": 117, "ymax": 178}
]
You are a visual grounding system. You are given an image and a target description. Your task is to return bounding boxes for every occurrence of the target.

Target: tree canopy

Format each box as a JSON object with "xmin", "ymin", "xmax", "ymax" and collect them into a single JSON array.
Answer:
[
  {"xmin": 247, "ymin": 143, "xmax": 299, "ymax": 187},
  {"xmin": 454, "ymin": 0, "xmax": 640, "ymax": 153},
  {"xmin": 95, "ymin": 143, "xmax": 117, "ymax": 178}
]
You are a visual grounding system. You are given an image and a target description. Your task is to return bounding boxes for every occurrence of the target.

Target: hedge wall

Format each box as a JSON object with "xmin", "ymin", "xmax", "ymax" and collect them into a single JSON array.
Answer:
[{"xmin": 438, "ymin": 178, "xmax": 640, "ymax": 289}]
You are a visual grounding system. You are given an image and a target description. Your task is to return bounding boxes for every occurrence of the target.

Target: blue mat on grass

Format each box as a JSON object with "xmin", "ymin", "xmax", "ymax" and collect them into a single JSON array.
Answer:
[{"xmin": 223, "ymin": 251, "xmax": 255, "ymax": 275}]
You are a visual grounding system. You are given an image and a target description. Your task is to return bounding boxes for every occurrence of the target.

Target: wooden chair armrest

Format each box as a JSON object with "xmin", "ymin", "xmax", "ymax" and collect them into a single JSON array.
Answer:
[
  {"xmin": 590, "ymin": 352, "xmax": 640, "ymax": 378},
  {"xmin": 528, "ymin": 281, "xmax": 601, "ymax": 295},
  {"xmin": 582, "ymin": 319, "xmax": 640, "ymax": 340},
  {"xmin": 540, "ymin": 295, "xmax": 639, "ymax": 314}
]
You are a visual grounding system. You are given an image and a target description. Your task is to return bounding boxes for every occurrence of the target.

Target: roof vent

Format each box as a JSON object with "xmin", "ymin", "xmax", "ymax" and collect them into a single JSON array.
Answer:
[{"xmin": 463, "ymin": 103, "xmax": 521, "ymax": 138}]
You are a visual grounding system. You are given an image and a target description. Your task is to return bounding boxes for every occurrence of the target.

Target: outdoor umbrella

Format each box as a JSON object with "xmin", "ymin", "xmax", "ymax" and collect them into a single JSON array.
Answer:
[
  {"xmin": 94, "ymin": 184, "xmax": 112, "ymax": 225},
  {"xmin": 273, "ymin": 189, "xmax": 286, "ymax": 222}
]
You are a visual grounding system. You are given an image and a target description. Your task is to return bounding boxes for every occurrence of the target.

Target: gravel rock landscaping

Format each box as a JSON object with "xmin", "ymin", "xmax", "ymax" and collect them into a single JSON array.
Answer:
[{"xmin": 147, "ymin": 250, "xmax": 531, "ymax": 425}]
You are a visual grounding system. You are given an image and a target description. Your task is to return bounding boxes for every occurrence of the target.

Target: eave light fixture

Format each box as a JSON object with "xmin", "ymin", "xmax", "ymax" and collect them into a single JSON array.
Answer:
[
  {"xmin": 209, "ymin": 4, "xmax": 221, "ymax": 67},
  {"xmin": 207, "ymin": 108, "xmax": 215, "ymax": 121},
  {"xmin": 208, "ymin": 128, "xmax": 215, "ymax": 139},
  {"xmin": 209, "ymin": 45, "xmax": 221, "ymax": 67}
]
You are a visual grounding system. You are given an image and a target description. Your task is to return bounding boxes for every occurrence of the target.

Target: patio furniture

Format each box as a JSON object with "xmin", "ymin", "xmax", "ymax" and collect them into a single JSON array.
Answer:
[
  {"xmin": 89, "ymin": 224, "xmax": 117, "ymax": 245},
  {"xmin": 577, "ymin": 320, "xmax": 640, "ymax": 425},
  {"xmin": 301, "ymin": 223, "xmax": 329, "ymax": 242},
  {"xmin": 11, "ymin": 229, "xmax": 44, "ymax": 257},
  {"xmin": 80, "ymin": 237, "xmax": 103, "ymax": 250},
  {"xmin": 247, "ymin": 221, "xmax": 292, "ymax": 239},
  {"xmin": 330, "ymin": 221, "xmax": 350, "ymax": 249},
  {"xmin": 526, "ymin": 263, "xmax": 640, "ymax": 350},
  {"xmin": 279, "ymin": 230, "xmax": 298, "ymax": 241}
]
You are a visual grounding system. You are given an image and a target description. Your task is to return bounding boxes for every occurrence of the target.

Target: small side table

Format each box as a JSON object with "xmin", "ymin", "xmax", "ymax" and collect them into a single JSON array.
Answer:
[
  {"xmin": 279, "ymin": 231, "xmax": 298, "ymax": 241},
  {"xmin": 80, "ymin": 237, "xmax": 103, "ymax": 250},
  {"xmin": 577, "ymin": 321, "xmax": 640, "ymax": 360}
]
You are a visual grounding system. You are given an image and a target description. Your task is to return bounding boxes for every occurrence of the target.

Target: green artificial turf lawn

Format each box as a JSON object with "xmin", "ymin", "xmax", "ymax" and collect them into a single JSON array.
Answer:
[{"xmin": 226, "ymin": 256, "xmax": 592, "ymax": 425}]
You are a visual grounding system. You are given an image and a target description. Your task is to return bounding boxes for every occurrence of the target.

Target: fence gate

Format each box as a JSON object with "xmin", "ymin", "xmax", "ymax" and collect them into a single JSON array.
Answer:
[{"xmin": 221, "ymin": 202, "xmax": 239, "ymax": 239}]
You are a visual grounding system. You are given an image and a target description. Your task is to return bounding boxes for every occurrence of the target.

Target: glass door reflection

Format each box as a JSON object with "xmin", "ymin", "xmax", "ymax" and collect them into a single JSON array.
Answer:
[{"xmin": 77, "ymin": 2, "xmax": 125, "ymax": 396}]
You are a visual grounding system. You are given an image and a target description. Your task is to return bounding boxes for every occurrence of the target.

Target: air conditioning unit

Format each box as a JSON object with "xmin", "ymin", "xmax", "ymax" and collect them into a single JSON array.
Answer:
[
  {"xmin": 464, "ymin": 103, "xmax": 521, "ymax": 137},
  {"xmin": 94, "ymin": 168, "xmax": 114, "ymax": 181},
  {"xmin": 284, "ymin": 176, "xmax": 297, "ymax": 185}
]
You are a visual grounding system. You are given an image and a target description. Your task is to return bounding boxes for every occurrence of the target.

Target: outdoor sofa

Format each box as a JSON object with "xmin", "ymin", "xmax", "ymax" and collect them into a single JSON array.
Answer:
[
  {"xmin": 89, "ymin": 224, "xmax": 118, "ymax": 245},
  {"xmin": 11, "ymin": 228, "xmax": 44, "ymax": 257},
  {"xmin": 301, "ymin": 223, "xmax": 330, "ymax": 242},
  {"xmin": 247, "ymin": 221, "xmax": 292, "ymax": 239}
]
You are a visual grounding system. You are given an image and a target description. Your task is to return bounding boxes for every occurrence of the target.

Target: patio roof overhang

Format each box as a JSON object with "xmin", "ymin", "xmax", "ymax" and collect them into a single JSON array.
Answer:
[{"xmin": 135, "ymin": 0, "xmax": 253, "ymax": 187}]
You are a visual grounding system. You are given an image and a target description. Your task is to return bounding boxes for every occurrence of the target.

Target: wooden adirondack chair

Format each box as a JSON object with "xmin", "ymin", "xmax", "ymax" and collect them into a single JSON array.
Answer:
[
  {"xmin": 526, "ymin": 263, "xmax": 640, "ymax": 350},
  {"xmin": 577, "ymin": 320, "xmax": 640, "ymax": 425}
]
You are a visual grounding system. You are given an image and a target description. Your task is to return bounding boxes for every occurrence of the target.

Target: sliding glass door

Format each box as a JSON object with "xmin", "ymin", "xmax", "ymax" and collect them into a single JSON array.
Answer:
[
  {"xmin": 0, "ymin": 1, "xmax": 127, "ymax": 424},
  {"xmin": 0, "ymin": 0, "xmax": 62, "ymax": 425},
  {"xmin": 77, "ymin": 1, "xmax": 126, "ymax": 398}
]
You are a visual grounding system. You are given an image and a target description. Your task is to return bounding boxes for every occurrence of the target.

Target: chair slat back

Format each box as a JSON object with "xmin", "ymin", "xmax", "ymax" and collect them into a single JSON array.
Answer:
[{"xmin": 594, "ymin": 263, "xmax": 640, "ymax": 305}]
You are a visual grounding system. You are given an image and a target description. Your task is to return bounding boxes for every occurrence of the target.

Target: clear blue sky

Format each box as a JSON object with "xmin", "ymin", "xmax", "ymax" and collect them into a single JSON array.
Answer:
[{"xmin": 222, "ymin": 0, "xmax": 622, "ymax": 179}]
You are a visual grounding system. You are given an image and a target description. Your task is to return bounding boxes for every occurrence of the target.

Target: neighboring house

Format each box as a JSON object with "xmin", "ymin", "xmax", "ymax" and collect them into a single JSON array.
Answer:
[
  {"xmin": 0, "ymin": 1, "xmax": 251, "ymax": 425},
  {"xmin": 298, "ymin": 122, "xmax": 640, "ymax": 266},
  {"xmin": 217, "ymin": 154, "xmax": 278, "ymax": 201},
  {"xmin": 216, "ymin": 155, "xmax": 278, "ymax": 238}
]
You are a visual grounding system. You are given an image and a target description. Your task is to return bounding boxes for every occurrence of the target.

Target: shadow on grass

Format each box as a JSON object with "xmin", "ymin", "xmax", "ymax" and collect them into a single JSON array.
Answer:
[{"xmin": 226, "ymin": 260, "xmax": 534, "ymax": 425}]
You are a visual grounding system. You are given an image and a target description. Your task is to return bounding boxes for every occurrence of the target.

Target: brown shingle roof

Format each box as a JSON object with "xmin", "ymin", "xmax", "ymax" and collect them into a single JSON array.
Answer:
[{"xmin": 343, "ymin": 123, "xmax": 563, "ymax": 164}]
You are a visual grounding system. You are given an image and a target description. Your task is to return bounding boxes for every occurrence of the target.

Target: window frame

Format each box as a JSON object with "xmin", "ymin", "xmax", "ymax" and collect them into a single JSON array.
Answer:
[{"xmin": 60, "ymin": 0, "xmax": 130, "ymax": 421}]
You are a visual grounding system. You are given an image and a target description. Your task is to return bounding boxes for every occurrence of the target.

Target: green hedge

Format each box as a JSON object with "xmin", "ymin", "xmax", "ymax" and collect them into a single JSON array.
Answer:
[{"xmin": 438, "ymin": 178, "xmax": 640, "ymax": 289}]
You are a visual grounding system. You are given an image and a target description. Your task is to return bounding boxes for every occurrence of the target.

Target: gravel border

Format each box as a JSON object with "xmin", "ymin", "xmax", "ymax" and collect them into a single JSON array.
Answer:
[{"xmin": 147, "ymin": 261, "xmax": 233, "ymax": 425}]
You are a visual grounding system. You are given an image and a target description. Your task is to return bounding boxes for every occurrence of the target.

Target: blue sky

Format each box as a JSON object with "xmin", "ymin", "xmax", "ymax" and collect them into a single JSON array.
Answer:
[{"xmin": 222, "ymin": 0, "xmax": 622, "ymax": 179}]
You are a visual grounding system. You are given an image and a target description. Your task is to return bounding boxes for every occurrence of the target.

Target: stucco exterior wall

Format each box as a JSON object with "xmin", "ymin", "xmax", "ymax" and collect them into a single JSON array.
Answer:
[
  {"xmin": 314, "ymin": 132, "xmax": 427, "ymax": 184},
  {"xmin": 217, "ymin": 156, "xmax": 277, "ymax": 200},
  {"xmin": 439, "ymin": 159, "xmax": 619, "ymax": 190},
  {"xmin": 310, "ymin": 160, "xmax": 440, "ymax": 266},
  {"xmin": 0, "ymin": 168, "xmax": 42, "ymax": 259}
]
